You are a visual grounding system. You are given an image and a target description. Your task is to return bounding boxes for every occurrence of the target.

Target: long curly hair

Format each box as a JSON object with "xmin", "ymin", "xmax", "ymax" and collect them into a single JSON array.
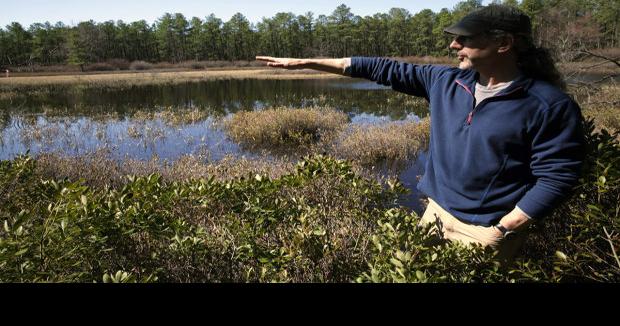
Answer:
[
  {"xmin": 514, "ymin": 35, "xmax": 566, "ymax": 90},
  {"xmin": 488, "ymin": 30, "xmax": 566, "ymax": 90}
]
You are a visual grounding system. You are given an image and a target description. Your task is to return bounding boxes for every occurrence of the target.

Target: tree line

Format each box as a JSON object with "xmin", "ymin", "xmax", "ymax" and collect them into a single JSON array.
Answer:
[{"xmin": 1, "ymin": 0, "xmax": 618, "ymax": 68}]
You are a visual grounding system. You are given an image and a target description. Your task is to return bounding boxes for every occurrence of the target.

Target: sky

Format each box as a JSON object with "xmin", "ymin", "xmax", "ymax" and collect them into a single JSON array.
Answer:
[{"xmin": 0, "ymin": 0, "xmax": 494, "ymax": 28}]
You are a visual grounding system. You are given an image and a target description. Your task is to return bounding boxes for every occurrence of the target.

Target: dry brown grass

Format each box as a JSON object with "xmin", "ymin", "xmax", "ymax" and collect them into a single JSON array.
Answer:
[
  {"xmin": 583, "ymin": 106, "xmax": 620, "ymax": 135},
  {"xmin": 0, "ymin": 69, "xmax": 343, "ymax": 89},
  {"xmin": 0, "ymin": 91, "xmax": 17, "ymax": 101},
  {"xmin": 5, "ymin": 59, "xmax": 266, "ymax": 74},
  {"xmin": 570, "ymin": 84, "xmax": 620, "ymax": 135},
  {"xmin": 131, "ymin": 107, "xmax": 211, "ymax": 126},
  {"xmin": 33, "ymin": 149, "xmax": 401, "ymax": 198},
  {"xmin": 335, "ymin": 117, "xmax": 431, "ymax": 166},
  {"xmin": 35, "ymin": 150, "xmax": 296, "ymax": 189},
  {"xmin": 224, "ymin": 106, "xmax": 349, "ymax": 151}
]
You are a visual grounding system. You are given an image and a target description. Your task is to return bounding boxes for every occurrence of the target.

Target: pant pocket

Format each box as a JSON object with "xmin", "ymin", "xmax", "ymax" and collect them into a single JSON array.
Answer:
[{"xmin": 455, "ymin": 224, "xmax": 503, "ymax": 248}]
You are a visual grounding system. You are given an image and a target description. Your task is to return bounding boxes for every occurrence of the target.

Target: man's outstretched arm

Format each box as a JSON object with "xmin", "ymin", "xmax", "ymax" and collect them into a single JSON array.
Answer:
[{"xmin": 256, "ymin": 56, "xmax": 352, "ymax": 76}]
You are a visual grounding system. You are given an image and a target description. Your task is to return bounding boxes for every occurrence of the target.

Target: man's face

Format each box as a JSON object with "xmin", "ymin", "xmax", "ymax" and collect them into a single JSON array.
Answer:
[{"xmin": 449, "ymin": 33, "xmax": 499, "ymax": 70}]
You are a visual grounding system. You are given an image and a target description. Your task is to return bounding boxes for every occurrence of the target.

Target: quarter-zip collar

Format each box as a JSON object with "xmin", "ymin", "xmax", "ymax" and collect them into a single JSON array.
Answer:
[
  {"xmin": 455, "ymin": 70, "xmax": 534, "ymax": 98},
  {"xmin": 456, "ymin": 70, "xmax": 534, "ymax": 125}
]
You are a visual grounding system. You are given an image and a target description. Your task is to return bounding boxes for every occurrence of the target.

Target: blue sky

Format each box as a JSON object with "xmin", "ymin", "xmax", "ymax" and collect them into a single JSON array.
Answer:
[{"xmin": 1, "ymin": 0, "xmax": 493, "ymax": 27}]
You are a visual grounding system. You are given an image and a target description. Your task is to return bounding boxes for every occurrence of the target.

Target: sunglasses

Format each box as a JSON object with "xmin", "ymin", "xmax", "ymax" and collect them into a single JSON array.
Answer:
[{"xmin": 452, "ymin": 34, "xmax": 482, "ymax": 44}]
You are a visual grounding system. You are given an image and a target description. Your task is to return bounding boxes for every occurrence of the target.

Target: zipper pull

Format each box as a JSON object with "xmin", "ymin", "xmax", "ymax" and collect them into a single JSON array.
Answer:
[{"xmin": 467, "ymin": 111, "xmax": 473, "ymax": 125}]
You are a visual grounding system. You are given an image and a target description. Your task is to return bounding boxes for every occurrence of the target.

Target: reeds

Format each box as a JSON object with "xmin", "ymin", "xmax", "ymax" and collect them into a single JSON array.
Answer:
[
  {"xmin": 34, "ymin": 150, "xmax": 296, "ymax": 189},
  {"xmin": 572, "ymin": 84, "xmax": 620, "ymax": 136},
  {"xmin": 335, "ymin": 117, "xmax": 430, "ymax": 166},
  {"xmin": 131, "ymin": 107, "xmax": 211, "ymax": 126},
  {"xmin": 224, "ymin": 106, "xmax": 349, "ymax": 151}
]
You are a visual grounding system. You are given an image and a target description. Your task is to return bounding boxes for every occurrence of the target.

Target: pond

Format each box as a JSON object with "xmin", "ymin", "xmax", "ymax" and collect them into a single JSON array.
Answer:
[{"xmin": 0, "ymin": 78, "xmax": 431, "ymax": 212}]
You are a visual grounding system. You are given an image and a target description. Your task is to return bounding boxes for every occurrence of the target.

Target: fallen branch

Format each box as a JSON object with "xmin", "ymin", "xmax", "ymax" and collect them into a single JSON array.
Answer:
[
  {"xmin": 579, "ymin": 50, "xmax": 620, "ymax": 69},
  {"xmin": 603, "ymin": 227, "xmax": 620, "ymax": 270},
  {"xmin": 568, "ymin": 73, "xmax": 620, "ymax": 87}
]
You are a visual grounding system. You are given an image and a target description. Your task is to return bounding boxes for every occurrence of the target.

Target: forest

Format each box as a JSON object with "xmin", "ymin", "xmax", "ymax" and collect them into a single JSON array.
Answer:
[{"xmin": 1, "ymin": 0, "xmax": 618, "ymax": 69}]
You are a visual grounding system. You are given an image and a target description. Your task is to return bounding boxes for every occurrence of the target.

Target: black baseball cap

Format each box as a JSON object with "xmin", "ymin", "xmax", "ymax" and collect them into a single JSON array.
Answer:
[{"xmin": 444, "ymin": 4, "xmax": 532, "ymax": 36}]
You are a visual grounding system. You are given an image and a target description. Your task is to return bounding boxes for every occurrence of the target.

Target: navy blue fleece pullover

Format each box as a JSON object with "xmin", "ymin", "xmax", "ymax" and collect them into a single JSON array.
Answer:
[{"xmin": 350, "ymin": 57, "xmax": 584, "ymax": 226}]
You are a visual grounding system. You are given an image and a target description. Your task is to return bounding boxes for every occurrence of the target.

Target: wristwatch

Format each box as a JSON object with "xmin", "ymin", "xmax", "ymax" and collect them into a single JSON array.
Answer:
[{"xmin": 494, "ymin": 223, "xmax": 516, "ymax": 238}]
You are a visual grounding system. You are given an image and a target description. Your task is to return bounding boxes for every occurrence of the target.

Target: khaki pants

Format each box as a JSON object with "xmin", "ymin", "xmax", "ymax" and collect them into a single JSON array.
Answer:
[{"xmin": 420, "ymin": 199, "xmax": 528, "ymax": 264}]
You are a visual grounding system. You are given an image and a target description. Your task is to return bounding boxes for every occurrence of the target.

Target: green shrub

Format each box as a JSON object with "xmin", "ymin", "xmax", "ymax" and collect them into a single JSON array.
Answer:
[
  {"xmin": 506, "ymin": 118, "xmax": 620, "ymax": 282},
  {"xmin": 0, "ymin": 155, "xmax": 404, "ymax": 282},
  {"xmin": 355, "ymin": 208, "xmax": 508, "ymax": 283},
  {"xmin": 537, "ymin": 119, "xmax": 619, "ymax": 281}
]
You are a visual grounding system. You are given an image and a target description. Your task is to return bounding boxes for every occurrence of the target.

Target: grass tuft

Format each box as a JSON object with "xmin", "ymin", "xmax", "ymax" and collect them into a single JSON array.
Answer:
[
  {"xmin": 335, "ymin": 117, "xmax": 430, "ymax": 166},
  {"xmin": 224, "ymin": 106, "xmax": 349, "ymax": 152}
]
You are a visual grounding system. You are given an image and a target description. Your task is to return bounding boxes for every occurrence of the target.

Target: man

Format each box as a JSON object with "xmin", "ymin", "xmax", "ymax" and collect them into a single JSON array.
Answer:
[{"xmin": 256, "ymin": 4, "xmax": 584, "ymax": 262}]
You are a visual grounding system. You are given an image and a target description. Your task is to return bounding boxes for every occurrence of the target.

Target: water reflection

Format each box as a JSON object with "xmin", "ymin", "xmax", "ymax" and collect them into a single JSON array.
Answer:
[
  {"xmin": 0, "ymin": 115, "xmax": 242, "ymax": 162},
  {"xmin": 1, "ymin": 79, "xmax": 429, "ymax": 120}
]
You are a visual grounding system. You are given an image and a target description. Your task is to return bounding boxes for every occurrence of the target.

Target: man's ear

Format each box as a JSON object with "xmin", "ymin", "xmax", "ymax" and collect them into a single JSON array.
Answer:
[{"xmin": 497, "ymin": 34, "xmax": 515, "ymax": 54}]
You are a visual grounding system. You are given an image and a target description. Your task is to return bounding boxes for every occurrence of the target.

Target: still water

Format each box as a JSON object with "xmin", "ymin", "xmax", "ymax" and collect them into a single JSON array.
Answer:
[{"xmin": 0, "ymin": 78, "xmax": 430, "ymax": 211}]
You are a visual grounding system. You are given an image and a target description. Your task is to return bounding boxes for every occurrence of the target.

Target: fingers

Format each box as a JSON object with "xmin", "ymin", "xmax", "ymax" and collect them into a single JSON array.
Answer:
[
  {"xmin": 256, "ymin": 56, "xmax": 288, "ymax": 69},
  {"xmin": 255, "ymin": 56, "xmax": 299, "ymax": 69},
  {"xmin": 255, "ymin": 56, "xmax": 275, "ymax": 62}
]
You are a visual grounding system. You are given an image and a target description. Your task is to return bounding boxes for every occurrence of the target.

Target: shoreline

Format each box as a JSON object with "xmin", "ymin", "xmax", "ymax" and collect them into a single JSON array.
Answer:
[
  {"xmin": 0, "ymin": 68, "xmax": 346, "ymax": 88},
  {"xmin": 1, "ymin": 60, "xmax": 617, "ymax": 88}
]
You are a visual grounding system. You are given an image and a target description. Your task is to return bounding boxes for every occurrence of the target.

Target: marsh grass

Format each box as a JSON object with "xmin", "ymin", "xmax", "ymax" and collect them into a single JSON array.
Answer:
[
  {"xmin": 583, "ymin": 106, "xmax": 620, "ymax": 135},
  {"xmin": 0, "ymin": 91, "xmax": 17, "ymax": 101},
  {"xmin": 571, "ymin": 84, "xmax": 620, "ymax": 136},
  {"xmin": 131, "ymin": 107, "xmax": 212, "ymax": 126},
  {"xmin": 16, "ymin": 117, "xmax": 93, "ymax": 148},
  {"xmin": 3, "ymin": 109, "xmax": 221, "ymax": 161},
  {"xmin": 333, "ymin": 117, "xmax": 431, "ymax": 166},
  {"xmin": 223, "ymin": 106, "xmax": 432, "ymax": 173},
  {"xmin": 224, "ymin": 106, "xmax": 349, "ymax": 153},
  {"xmin": 35, "ymin": 150, "xmax": 295, "ymax": 189},
  {"xmin": 33, "ymin": 148, "xmax": 398, "ymax": 193},
  {"xmin": 6, "ymin": 101, "xmax": 432, "ymax": 176},
  {"xmin": 13, "ymin": 116, "xmax": 111, "ymax": 151},
  {"xmin": 0, "ymin": 69, "xmax": 343, "ymax": 90}
]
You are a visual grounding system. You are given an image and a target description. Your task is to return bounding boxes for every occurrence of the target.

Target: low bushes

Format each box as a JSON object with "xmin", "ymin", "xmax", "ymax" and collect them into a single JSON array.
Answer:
[
  {"xmin": 84, "ymin": 59, "xmax": 131, "ymax": 72},
  {"xmin": 129, "ymin": 61, "xmax": 154, "ymax": 71},
  {"xmin": 520, "ymin": 119, "xmax": 620, "ymax": 281},
  {"xmin": 0, "ymin": 155, "xmax": 403, "ymax": 282}
]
